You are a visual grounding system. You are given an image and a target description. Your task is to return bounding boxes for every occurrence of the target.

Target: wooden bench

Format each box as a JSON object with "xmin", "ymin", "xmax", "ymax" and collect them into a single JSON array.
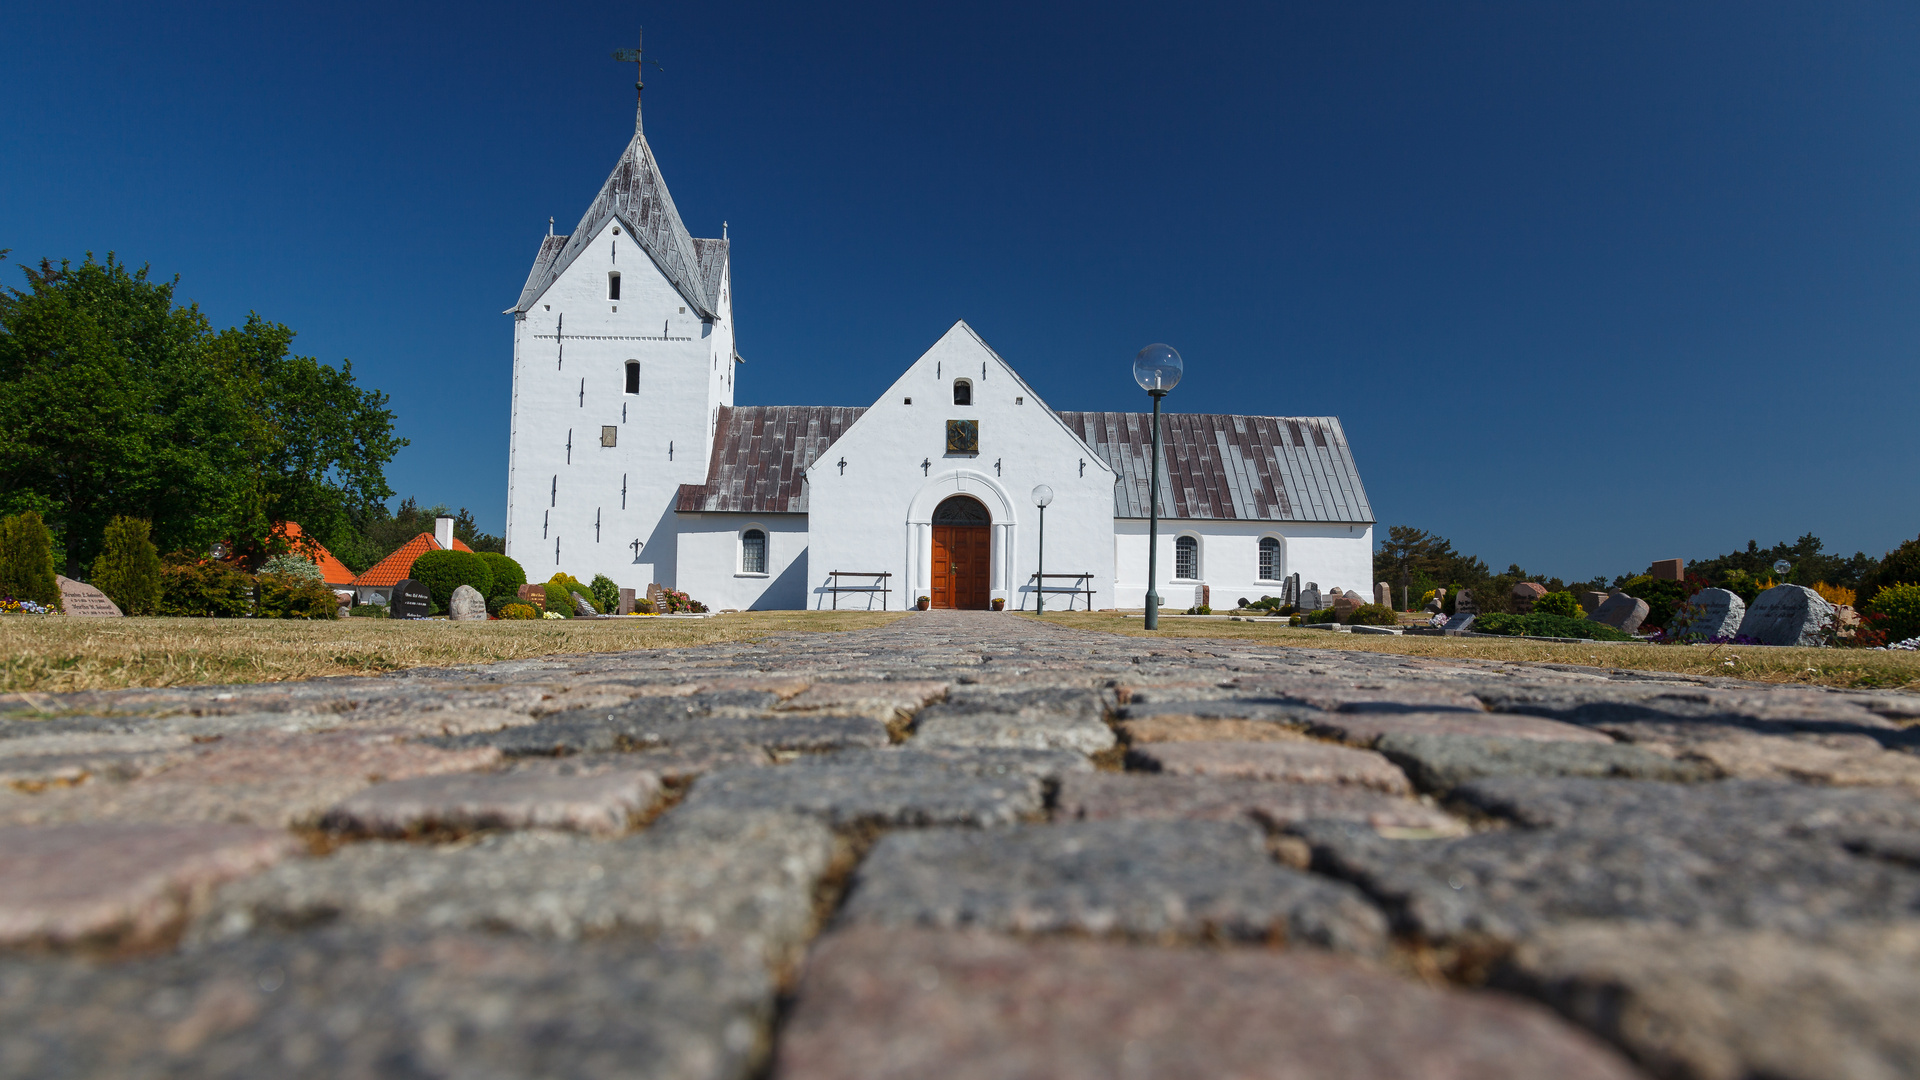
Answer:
[
  {"xmin": 826, "ymin": 571, "xmax": 892, "ymax": 610},
  {"xmin": 1026, "ymin": 572, "xmax": 1095, "ymax": 611}
]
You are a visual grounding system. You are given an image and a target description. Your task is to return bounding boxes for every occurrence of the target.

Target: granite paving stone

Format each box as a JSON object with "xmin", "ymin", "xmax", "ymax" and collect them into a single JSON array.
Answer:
[
  {"xmin": 1052, "ymin": 771, "xmax": 1466, "ymax": 833},
  {"xmin": 0, "ymin": 824, "xmax": 303, "ymax": 950},
  {"xmin": 0, "ymin": 928, "xmax": 771, "ymax": 1080},
  {"xmin": 1115, "ymin": 715, "xmax": 1310, "ymax": 743},
  {"xmin": 1307, "ymin": 710, "xmax": 1615, "ymax": 747},
  {"xmin": 1374, "ymin": 732, "xmax": 1717, "ymax": 792},
  {"xmin": 319, "ymin": 761, "xmax": 665, "ymax": 837},
  {"xmin": 1494, "ymin": 921, "xmax": 1920, "ymax": 1080},
  {"xmin": 910, "ymin": 687, "xmax": 1117, "ymax": 754},
  {"xmin": 197, "ymin": 806, "xmax": 837, "ymax": 969},
  {"xmin": 774, "ymin": 927, "xmax": 1646, "ymax": 1080},
  {"xmin": 1129, "ymin": 739, "xmax": 1414, "ymax": 794},
  {"xmin": 836, "ymin": 820, "xmax": 1390, "ymax": 954},
  {"xmin": 681, "ymin": 750, "xmax": 1050, "ymax": 828}
]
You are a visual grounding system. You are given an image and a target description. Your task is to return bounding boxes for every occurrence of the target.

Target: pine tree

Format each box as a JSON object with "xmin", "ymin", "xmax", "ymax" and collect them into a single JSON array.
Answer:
[
  {"xmin": 0, "ymin": 511, "xmax": 60, "ymax": 607},
  {"xmin": 91, "ymin": 515, "xmax": 162, "ymax": 615}
]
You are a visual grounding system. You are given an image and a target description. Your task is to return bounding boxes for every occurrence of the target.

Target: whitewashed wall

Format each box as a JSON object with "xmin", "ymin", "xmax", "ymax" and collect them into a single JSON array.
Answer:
[
  {"xmin": 1113, "ymin": 521, "xmax": 1375, "ymax": 610},
  {"xmin": 805, "ymin": 323, "xmax": 1117, "ymax": 611},
  {"xmin": 674, "ymin": 514, "xmax": 809, "ymax": 610},
  {"xmin": 505, "ymin": 216, "xmax": 734, "ymax": 596}
]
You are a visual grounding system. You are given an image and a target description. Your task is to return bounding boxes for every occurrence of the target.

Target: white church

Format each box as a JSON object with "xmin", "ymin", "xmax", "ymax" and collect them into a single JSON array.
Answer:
[{"xmin": 505, "ymin": 86, "xmax": 1376, "ymax": 612}]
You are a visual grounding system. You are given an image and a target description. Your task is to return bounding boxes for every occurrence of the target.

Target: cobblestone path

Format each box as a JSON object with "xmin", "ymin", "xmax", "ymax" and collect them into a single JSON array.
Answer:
[{"xmin": 3, "ymin": 611, "xmax": 1919, "ymax": 1078}]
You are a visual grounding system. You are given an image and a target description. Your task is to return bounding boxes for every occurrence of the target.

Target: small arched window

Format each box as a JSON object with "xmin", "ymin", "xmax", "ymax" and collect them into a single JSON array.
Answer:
[
  {"xmin": 624, "ymin": 361, "xmax": 640, "ymax": 395},
  {"xmin": 953, "ymin": 379, "xmax": 972, "ymax": 406},
  {"xmin": 741, "ymin": 529, "xmax": 768, "ymax": 574},
  {"xmin": 1258, "ymin": 537, "xmax": 1281, "ymax": 581},
  {"xmin": 1175, "ymin": 536, "xmax": 1199, "ymax": 580},
  {"xmin": 608, "ymin": 272, "xmax": 621, "ymax": 300}
]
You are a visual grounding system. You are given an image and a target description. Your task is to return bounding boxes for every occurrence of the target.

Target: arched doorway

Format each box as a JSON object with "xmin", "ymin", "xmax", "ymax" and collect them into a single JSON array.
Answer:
[{"xmin": 931, "ymin": 495, "xmax": 992, "ymax": 610}]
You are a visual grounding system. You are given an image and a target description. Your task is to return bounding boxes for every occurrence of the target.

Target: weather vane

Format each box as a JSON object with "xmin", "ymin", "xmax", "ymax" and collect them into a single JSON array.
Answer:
[{"xmin": 612, "ymin": 29, "xmax": 664, "ymax": 131}]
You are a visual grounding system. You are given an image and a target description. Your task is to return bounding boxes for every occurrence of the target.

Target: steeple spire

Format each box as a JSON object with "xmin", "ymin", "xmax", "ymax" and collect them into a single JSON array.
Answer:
[{"xmin": 612, "ymin": 29, "xmax": 660, "ymax": 135}]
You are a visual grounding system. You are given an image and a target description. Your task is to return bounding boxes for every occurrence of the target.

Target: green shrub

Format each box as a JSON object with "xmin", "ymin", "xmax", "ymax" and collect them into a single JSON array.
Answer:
[
  {"xmin": 590, "ymin": 573, "xmax": 621, "ymax": 613},
  {"xmin": 257, "ymin": 572, "xmax": 339, "ymax": 619},
  {"xmin": 634, "ymin": 598, "xmax": 656, "ymax": 614},
  {"xmin": 1533, "ymin": 591, "xmax": 1585, "ymax": 619},
  {"xmin": 90, "ymin": 516, "xmax": 162, "ymax": 615},
  {"xmin": 498, "ymin": 602, "xmax": 538, "ymax": 620},
  {"xmin": 1184, "ymin": 604, "xmax": 1213, "ymax": 615},
  {"xmin": 1864, "ymin": 537, "xmax": 1920, "ymax": 604},
  {"xmin": 411, "ymin": 550, "xmax": 493, "ymax": 612},
  {"xmin": 1618, "ymin": 575, "xmax": 1688, "ymax": 631},
  {"xmin": 478, "ymin": 553, "xmax": 527, "ymax": 604},
  {"xmin": 349, "ymin": 604, "xmax": 388, "ymax": 619},
  {"xmin": 1302, "ymin": 607, "xmax": 1340, "ymax": 624},
  {"xmin": 1472, "ymin": 612, "xmax": 1631, "ymax": 641},
  {"xmin": 159, "ymin": 554, "xmax": 255, "ymax": 617},
  {"xmin": 0, "ymin": 511, "xmax": 60, "ymax": 607},
  {"xmin": 257, "ymin": 553, "xmax": 323, "ymax": 584},
  {"xmin": 1863, "ymin": 582, "xmax": 1920, "ymax": 643},
  {"xmin": 1349, "ymin": 603, "xmax": 1397, "ymax": 626},
  {"xmin": 544, "ymin": 581, "xmax": 576, "ymax": 615}
]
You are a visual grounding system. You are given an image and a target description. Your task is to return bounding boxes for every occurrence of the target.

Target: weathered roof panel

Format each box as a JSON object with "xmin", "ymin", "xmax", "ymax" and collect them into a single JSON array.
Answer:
[
  {"xmin": 1056, "ymin": 412, "xmax": 1374, "ymax": 523},
  {"xmin": 675, "ymin": 405, "xmax": 866, "ymax": 514}
]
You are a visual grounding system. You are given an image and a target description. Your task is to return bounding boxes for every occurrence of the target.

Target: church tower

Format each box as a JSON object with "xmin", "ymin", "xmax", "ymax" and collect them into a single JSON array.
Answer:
[{"xmin": 504, "ymin": 49, "xmax": 735, "ymax": 589}]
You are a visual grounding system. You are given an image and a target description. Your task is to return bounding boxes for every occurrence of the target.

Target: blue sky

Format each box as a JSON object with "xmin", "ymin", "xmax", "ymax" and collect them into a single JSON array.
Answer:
[{"xmin": 6, "ymin": 1, "xmax": 1917, "ymax": 579}]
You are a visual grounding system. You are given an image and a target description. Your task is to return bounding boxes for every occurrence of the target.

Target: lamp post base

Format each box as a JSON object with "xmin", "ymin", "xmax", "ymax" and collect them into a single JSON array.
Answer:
[{"xmin": 1144, "ymin": 591, "xmax": 1159, "ymax": 630}]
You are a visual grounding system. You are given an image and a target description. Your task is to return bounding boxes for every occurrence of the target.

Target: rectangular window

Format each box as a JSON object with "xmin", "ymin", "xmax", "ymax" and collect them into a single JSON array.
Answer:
[
  {"xmin": 1259, "ymin": 538, "xmax": 1280, "ymax": 581},
  {"xmin": 741, "ymin": 530, "xmax": 767, "ymax": 574},
  {"xmin": 1175, "ymin": 536, "xmax": 1198, "ymax": 580}
]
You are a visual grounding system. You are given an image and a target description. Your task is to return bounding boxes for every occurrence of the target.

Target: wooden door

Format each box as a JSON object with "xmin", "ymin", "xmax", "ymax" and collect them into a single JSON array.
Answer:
[{"xmin": 931, "ymin": 525, "xmax": 991, "ymax": 609}]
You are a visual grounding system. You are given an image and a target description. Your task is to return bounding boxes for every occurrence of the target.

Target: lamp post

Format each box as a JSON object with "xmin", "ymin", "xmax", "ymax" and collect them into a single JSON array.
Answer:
[
  {"xmin": 1032, "ymin": 484, "xmax": 1054, "ymax": 614},
  {"xmin": 1133, "ymin": 344, "xmax": 1183, "ymax": 630}
]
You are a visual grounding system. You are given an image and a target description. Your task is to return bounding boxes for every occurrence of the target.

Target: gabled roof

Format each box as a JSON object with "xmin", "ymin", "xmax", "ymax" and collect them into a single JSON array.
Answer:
[
  {"xmin": 510, "ymin": 126, "xmax": 718, "ymax": 318},
  {"xmin": 1057, "ymin": 412, "xmax": 1375, "ymax": 523},
  {"xmin": 692, "ymin": 237, "xmax": 728, "ymax": 313},
  {"xmin": 352, "ymin": 532, "xmax": 474, "ymax": 588},
  {"xmin": 271, "ymin": 522, "xmax": 356, "ymax": 586},
  {"xmin": 675, "ymin": 406, "xmax": 866, "ymax": 514}
]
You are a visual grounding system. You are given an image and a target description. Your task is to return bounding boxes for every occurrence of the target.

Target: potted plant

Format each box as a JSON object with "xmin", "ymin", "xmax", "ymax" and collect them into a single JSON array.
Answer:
[
  {"xmin": 917, "ymin": 596, "xmax": 931, "ymax": 611},
  {"xmin": 991, "ymin": 597, "xmax": 1005, "ymax": 611}
]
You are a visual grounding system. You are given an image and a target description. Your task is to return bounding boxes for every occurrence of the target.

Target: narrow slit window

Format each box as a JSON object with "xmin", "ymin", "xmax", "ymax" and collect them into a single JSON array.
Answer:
[
  {"xmin": 953, "ymin": 378, "xmax": 972, "ymax": 406},
  {"xmin": 608, "ymin": 272, "xmax": 621, "ymax": 300},
  {"xmin": 1175, "ymin": 536, "xmax": 1198, "ymax": 580},
  {"xmin": 624, "ymin": 360, "xmax": 640, "ymax": 394},
  {"xmin": 741, "ymin": 529, "xmax": 767, "ymax": 574},
  {"xmin": 1258, "ymin": 537, "xmax": 1280, "ymax": 581}
]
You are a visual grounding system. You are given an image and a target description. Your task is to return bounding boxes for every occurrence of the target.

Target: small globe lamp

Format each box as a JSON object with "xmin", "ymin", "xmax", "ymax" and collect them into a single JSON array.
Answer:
[
  {"xmin": 1032, "ymin": 484, "xmax": 1054, "ymax": 614},
  {"xmin": 1132, "ymin": 344, "xmax": 1183, "ymax": 629}
]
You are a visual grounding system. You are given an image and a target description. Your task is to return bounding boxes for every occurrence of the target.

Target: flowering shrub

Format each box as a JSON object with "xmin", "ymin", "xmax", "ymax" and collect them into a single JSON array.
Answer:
[
  {"xmin": 541, "ymin": 610, "xmax": 565, "ymax": 620},
  {"xmin": 497, "ymin": 602, "xmax": 538, "ymax": 620},
  {"xmin": 1533, "ymin": 591, "xmax": 1585, "ymax": 619},
  {"xmin": 654, "ymin": 588, "xmax": 706, "ymax": 614},
  {"xmin": 1814, "ymin": 582, "xmax": 1857, "ymax": 608},
  {"xmin": 0, "ymin": 596, "xmax": 53, "ymax": 614},
  {"xmin": 1864, "ymin": 583, "xmax": 1920, "ymax": 644}
]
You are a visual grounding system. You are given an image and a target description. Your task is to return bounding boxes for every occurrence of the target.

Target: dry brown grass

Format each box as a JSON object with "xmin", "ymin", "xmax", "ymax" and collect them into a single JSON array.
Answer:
[
  {"xmin": 1022, "ymin": 612, "xmax": 1920, "ymax": 694},
  {"xmin": 0, "ymin": 611, "xmax": 907, "ymax": 694}
]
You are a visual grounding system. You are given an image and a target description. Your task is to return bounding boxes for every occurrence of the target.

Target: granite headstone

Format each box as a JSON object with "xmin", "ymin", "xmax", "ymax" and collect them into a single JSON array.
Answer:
[
  {"xmin": 1579, "ymin": 590, "xmax": 1610, "ymax": 615},
  {"xmin": 1374, "ymin": 582, "xmax": 1392, "ymax": 609},
  {"xmin": 1511, "ymin": 581, "xmax": 1548, "ymax": 613},
  {"xmin": 1331, "ymin": 593, "xmax": 1361, "ymax": 620},
  {"xmin": 572, "ymin": 591, "xmax": 598, "ymax": 617},
  {"xmin": 516, "ymin": 583, "xmax": 546, "ymax": 611},
  {"xmin": 1298, "ymin": 583, "xmax": 1322, "ymax": 612},
  {"xmin": 618, "ymin": 588, "xmax": 636, "ymax": 615},
  {"xmin": 1675, "ymin": 588, "xmax": 1744, "ymax": 640},
  {"xmin": 1736, "ymin": 584, "xmax": 1833, "ymax": 647},
  {"xmin": 1650, "ymin": 558, "xmax": 1684, "ymax": 581},
  {"xmin": 390, "ymin": 579, "xmax": 432, "ymax": 620},
  {"xmin": 53, "ymin": 576, "xmax": 121, "ymax": 618},
  {"xmin": 448, "ymin": 584, "xmax": 488, "ymax": 621},
  {"xmin": 1442, "ymin": 613, "xmax": 1476, "ymax": 633},
  {"xmin": 1591, "ymin": 590, "xmax": 1649, "ymax": 634},
  {"xmin": 1453, "ymin": 588, "xmax": 1479, "ymax": 616}
]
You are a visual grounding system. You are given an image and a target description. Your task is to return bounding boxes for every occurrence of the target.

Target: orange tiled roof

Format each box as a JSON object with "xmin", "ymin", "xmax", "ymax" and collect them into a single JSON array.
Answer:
[
  {"xmin": 272, "ymin": 522, "xmax": 357, "ymax": 586},
  {"xmin": 352, "ymin": 532, "xmax": 474, "ymax": 588}
]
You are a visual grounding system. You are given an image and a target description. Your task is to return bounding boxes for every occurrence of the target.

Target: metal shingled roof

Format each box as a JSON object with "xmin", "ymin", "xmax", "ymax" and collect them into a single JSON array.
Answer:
[
  {"xmin": 1057, "ymin": 412, "xmax": 1374, "ymax": 523},
  {"xmin": 675, "ymin": 405, "xmax": 866, "ymax": 514},
  {"xmin": 692, "ymin": 237, "xmax": 728, "ymax": 312},
  {"xmin": 511, "ymin": 126, "xmax": 718, "ymax": 319}
]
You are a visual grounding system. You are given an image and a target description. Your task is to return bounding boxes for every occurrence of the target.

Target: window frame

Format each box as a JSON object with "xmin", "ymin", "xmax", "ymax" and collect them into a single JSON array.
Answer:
[
  {"xmin": 1257, "ymin": 536, "xmax": 1282, "ymax": 582},
  {"xmin": 952, "ymin": 378, "xmax": 972, "ymax": 406},
  {"xmin": 608, "ymin": 271, "xmax": 622, "ymax": 300},
  {"xmin": 624, "ymin": 360, "xmax": 640, "ymax": 395},
  {"xmin": 738, "ymin": 526, "xmax": 770, "ymax": 577},
  {"xmin": 1173, "ymin": 534, "xmax": 1200, "ymax": 582}
]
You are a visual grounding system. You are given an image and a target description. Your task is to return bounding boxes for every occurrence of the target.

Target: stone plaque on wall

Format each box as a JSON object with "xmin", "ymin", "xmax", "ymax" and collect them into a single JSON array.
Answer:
[{"xmin": 54, "ymin": 576, "xmax": 121, "ymax": 618}]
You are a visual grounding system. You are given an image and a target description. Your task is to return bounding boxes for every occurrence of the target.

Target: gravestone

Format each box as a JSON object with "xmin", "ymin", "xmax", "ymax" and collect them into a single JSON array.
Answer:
[
  {"xmin": 1580, "ymin": 590, "xmax": 1610, "ymax": 615},
  {"xmin": 390, "ymin": 579, "xmax": 432, "ymax": 620},
  {"xmin": 1374, "ymin": 582, "xmax": 1392, "ymax": 609},
  {"xmin": 1453, "ymin": 589, "xmax": 1479, "ymax": 616},
  {"xmin": 1736, "ymin": 584, "xmax": 1833, "ymax": 647},
  {"xmin": 1676, "ymin": 588, "xmax": 1744, "ymax": 640},
  {"xmin": 1424, "ymin": 588, "xmax": 1446, "ymax": 615},
  {"xmin": 1331, "ymin": 593, "xmax": 1361, "ymax": 620},
  {"xmin": 1591, "ymin": 590, "xmax": 1649, "ymax": 634},
  {"xmin": 53, "ymin": 576, "xmax": 121, "ymax": 618},
  {"xmin": 1650, "ymin": 558, "xmax": 1684, "ymax": 581},
  {"xmin": 647, "ymin": 583, "xmax": 668, "ymax": 611},
  {"xmin": 1298, "ymin": 583, "xmax": 1322, "ymax": 612},
  {"xmin": 1442, "ymin": 613, "xmax": 1476, "ymax": 633},
  {"xmin": 448, "ymin": 585, "xmax": 487, "ymax": 621},
  {"xmin": 1511, "ymin": 581, "xmax": 1548, "ymax": 613},
  {"xmin": 571, "ymin": 591, "xmax": 598, "ymax": 617},
  {"xmin": 618, "ymin": 588, "xmax": 636, "ymax": 615},
  {"xmin": 1193, "ymin": 585, "xmax": 1210, "ymax": 609},
  {"xmin": 516, "ymin": 583, "xmax": 546, "ymax": 611}
]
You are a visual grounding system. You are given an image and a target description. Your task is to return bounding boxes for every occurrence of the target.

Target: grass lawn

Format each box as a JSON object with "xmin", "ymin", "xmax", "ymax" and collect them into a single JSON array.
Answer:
[
  {"xmin": 1021, "ymin": 612, "xmax": 1920, "ymax": 694},
  {"xmin": 0, "ymin": 611, "xmax": 908, "ymax": 694}
]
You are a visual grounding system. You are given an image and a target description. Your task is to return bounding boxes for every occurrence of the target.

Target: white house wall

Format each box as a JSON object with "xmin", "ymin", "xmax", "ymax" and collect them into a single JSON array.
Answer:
[
  {"xmin": 804, "ymin": 323, "xmax": 1118, "ymax": 611},
  {"xmin": 1113, "ymin": 520, "xmax": 1375, "ymax": 610},
  {"xmin": 673, "ymin": 514, "xmax": 810, "ymax": 610},
  {"xmin": 506, "ymin": 216, "xmax": 734, "ymax": 593}
]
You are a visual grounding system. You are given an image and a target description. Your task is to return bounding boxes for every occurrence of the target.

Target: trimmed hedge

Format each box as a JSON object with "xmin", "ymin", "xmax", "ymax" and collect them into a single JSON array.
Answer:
[
  {"xmin": 91, "ymin": 516, "xmax": 162, "ymax": 615},
  {"xmin": 412, "ymin": 550, "xmax": 493, "ymax": 612},
  {"xmin": 478, "ymin": 552, "xmax": 527, "ymax": 604},
  {"xmin": 1473, "ymin": 612, "xmax": 1632, "ymax": 641},
  {"xmin": 0, "ymin": 511, "xmax": 59, "ymax": 608}
]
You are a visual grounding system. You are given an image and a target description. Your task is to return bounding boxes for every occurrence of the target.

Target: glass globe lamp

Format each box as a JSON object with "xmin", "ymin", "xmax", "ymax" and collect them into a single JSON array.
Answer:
[
  {"xmin": 1133, "ymin": 344, "xmax": 1183, "ymax": 394},
  {"xmin": 1031, "ymin": 484, "xmax": 1053, "ymax": 508}
]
